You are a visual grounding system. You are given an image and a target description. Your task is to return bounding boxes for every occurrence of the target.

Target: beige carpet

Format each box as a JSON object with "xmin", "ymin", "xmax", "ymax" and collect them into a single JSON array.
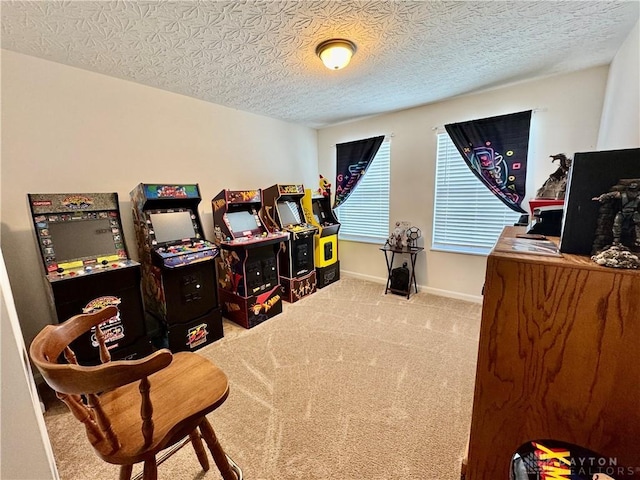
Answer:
[{"xmin": 41, "ymin": 275, "xmax": 482, "ymax": 480}]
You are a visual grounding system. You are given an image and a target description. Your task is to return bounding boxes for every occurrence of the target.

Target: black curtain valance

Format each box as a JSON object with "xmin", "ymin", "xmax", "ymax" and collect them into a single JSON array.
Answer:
[
  {"xmin": 445, "ymin": 110, "xmax": 532, "ymax": 213},
  {"xmin": 333, "ymin": 135, "xmax": 385, "ymax": 208}
]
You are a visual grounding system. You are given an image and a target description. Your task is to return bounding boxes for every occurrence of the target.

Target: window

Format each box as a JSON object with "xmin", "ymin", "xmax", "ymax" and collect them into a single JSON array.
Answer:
[
  {"xmin": 336, "ymin": 140, "xmax": 390, "ymax": 243},
  {"xmin": 432, "ymin": 133, "xmax": 520, "ymax": 255}
]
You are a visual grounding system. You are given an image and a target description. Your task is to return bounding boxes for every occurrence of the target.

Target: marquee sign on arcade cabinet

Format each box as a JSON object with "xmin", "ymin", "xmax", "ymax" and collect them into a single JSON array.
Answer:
[
  {"xmin": 212, "ymin": 189, "xmax": 290, "ymax": 328},
  {"xmin": 261, "ymin": 184, "xmax": 318, "ymax": 303},
  {"xmin": 130, "ymin": 184, "xmax": 223, "ymax": 352},
  {"xmin": 301, "ymin": 183, "xmax": 341, "ymax": 289},
  {"xmin": 28, "ymin": 192, "xmax": 152, "ymax": 365}
]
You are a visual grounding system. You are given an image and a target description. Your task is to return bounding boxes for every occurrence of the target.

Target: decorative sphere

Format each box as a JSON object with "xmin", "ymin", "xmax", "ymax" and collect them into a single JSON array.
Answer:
[{"xmin": 406, "ymin": 226, "xmax": 422, "ymax": 242}]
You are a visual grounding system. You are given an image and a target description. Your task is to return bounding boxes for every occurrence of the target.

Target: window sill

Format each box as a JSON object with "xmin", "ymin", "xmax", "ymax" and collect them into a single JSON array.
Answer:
[
  {"xmin": 430, "ymin": 244, "xmax": 490, "ymax": 256},
  {"xmin": 339, "ymin": 234, "xmax": 387, "ymax": 245}
]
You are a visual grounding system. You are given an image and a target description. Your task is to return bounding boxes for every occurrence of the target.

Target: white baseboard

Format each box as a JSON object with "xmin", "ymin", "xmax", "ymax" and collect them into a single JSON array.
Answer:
[
  {"xmin": 422, "ymin": 286, "xmax": 483, "ymax": 304},
  {"xmin": 341, "ymin": 270, "xmax": 387, "ymax": 285},
  {"xmin": 341, "ymin": 270, "xmax": 483, "ymax": 304},
  {"xmin": 32, "ymin": 369, "xmax": 44, "ymax": 385}
]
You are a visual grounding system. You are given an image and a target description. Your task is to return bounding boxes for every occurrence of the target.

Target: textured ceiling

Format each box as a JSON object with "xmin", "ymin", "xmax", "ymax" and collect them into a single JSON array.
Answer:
[{"xmin": 2, "ymin": 1, "xmax": 638, "ymax": 128}]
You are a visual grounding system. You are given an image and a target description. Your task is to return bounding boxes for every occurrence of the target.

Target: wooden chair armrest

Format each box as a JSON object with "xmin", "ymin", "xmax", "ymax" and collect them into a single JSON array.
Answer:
[
  {"xmin": 33, "ymin": 348, "xmax": 173, "ymax": 395},
  {"xmin": 30, "ymin": 306, "xmax": 120, "ymax": 362}
]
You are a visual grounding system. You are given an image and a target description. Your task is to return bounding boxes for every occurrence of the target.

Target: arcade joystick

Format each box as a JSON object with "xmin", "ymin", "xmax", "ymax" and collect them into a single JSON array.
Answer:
[{"xmin": 56, "ymin": 267, "xmax": 64, "ymax": 274}]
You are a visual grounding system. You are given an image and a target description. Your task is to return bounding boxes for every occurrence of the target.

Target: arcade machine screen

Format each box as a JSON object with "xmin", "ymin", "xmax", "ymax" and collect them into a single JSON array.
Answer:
[
  {"xmin": 311, "ymin": 203, "xmax": 323, "ymax": 225},
  {"xmin": 277, "ymin": 200, "xmax": 302, "ymax": 227},
  {"xmin": 46, "ymin": 217, "xmax": 121, "ymax": 263},
  {"xmin": 148, "ymin": 210, "xmax": 196, "ymax": 245},
  {"xmin": 226, "ymin": 210, "xmax": 261, "ymax": 236}
]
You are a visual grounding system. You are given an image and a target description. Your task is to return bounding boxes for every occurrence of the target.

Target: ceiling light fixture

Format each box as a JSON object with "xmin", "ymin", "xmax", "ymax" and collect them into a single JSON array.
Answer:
[{"xmin": 316, "ymin": 39, "xmax": 357, "ymax": 71}]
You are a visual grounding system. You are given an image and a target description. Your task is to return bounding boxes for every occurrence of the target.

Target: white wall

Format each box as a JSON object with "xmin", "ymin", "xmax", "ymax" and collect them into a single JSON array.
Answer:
[
  {"xmin": 1, "ymin": 249, "xmax": 59, "ymax": 480},
  {"xmin": 598, "ymin": 20, "xmax": 640, "ymax": 150},
  {"xmin": 318, "ymin": 66, "xmax": 610, "ymax": 300},
  {"xmin": 0, "ymin": 50, "xmax": 318, "ymax": 346}
]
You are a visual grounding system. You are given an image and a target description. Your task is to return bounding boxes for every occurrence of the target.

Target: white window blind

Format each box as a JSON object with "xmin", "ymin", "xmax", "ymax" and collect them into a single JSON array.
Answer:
[
  {"xmin": 336, "ymin": 140, "xmax": 390, "ymax": 243},
  {"xmin": 432, "ymin": 133, "xmax": 520, "ymax": 255}
]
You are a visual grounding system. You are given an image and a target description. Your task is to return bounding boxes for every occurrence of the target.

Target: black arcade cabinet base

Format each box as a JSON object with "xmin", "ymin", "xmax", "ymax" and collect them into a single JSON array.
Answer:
[
  {"xmin": 164, "ymin": 307, "xmax": 224, "ymax": 352},
  {"xmin": 49, "ymin": 264, "xmax": 151, "ymax": 364},
  {"xmin": 280, "ymin": 270, "xmax": 317, "ymax": 303},
  {"xmin": 316, "ymin": 261, "xmax": 340, "ymax": 289},
  {"xmin": 218, "ymin": 286, "xmax": 283, "ymax": 329}
]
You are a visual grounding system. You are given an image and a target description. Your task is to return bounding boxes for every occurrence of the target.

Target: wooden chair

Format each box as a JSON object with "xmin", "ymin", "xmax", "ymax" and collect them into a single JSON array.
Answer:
[{"xmin": 29, "ymin": 305, "xmax": 242, "ymax": 480}]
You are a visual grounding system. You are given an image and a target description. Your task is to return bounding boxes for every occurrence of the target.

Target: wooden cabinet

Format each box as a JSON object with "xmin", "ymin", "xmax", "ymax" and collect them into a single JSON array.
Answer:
[{"xmin": 466, "ymin": 227, "xmax": 640, "ymax": 478}]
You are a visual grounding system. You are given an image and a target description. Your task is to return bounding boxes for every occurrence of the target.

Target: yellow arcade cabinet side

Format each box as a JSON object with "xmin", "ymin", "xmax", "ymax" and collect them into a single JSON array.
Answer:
[{"xmin": 301, "ymin": 179, "xmax": 340, "ymax": 288}]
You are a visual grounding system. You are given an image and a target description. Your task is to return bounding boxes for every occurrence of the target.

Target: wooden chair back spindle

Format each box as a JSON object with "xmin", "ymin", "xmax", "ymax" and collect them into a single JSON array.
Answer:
[
  {"xmin": 139, "ymin": 376, "xmax": 154, "ymax": 446},
  {"xmin": 94, "ymin": 322, "xmax": 112, "ymax": 364},
  {"xmin": 86, "ymin": 393, "xmax": 120, "ymax": 453},
  {"xmin": 63, "ymin": 346, "xmax": 78, "ymax": 365},
  {"xmin": 56, "ymin": 391, "xmax": 102, "ymax": 445}
]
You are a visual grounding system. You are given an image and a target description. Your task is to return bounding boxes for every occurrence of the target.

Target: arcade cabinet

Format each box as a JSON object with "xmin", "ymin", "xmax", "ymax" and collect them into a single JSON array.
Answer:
[
  {"xmin": 301, "ymin": 183, "xmax": 341, "ymax": 289},
  {"xmin": 130, "ymin": 183, "xmax": 223, "ymax": 352},
  {"xmin": 211, "ymin": 189, "xmax": 290, "ymax": 328},
  {"xmin": 28, "ymin": 192, "xmax": 151, "ymax": 365},
  {"xmin": 260, "ymin": 184, "xmax": 318, "ymax": 303}
]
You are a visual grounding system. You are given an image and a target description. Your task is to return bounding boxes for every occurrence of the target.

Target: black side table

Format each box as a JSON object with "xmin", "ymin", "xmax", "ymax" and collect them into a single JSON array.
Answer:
[{"xmin": 380, "ymin": 244, "xmax": 424, "ymax": 299}]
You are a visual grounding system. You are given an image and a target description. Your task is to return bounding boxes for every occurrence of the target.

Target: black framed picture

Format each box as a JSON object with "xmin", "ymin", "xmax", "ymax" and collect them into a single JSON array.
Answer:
[{"xmin": 559, "ymin": 148, "xmax": 640, "ymax": 255}]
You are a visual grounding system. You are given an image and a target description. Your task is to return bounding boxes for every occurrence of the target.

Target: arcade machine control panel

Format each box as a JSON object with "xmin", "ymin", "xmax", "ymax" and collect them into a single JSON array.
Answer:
[
  {"xmin": 28, "ymin": 192, "xmax": 151, "ymax": 365},
  {"xmin": 153, "ymin": 237, "xmax": 218, "ymax": 268},
  {"xmin": 131, "ymin": 183, "xmax": 223, "ymax": 352},
  {"xmin": 212, "ymin": 189, "xmax": 289, "ymax": 328}
]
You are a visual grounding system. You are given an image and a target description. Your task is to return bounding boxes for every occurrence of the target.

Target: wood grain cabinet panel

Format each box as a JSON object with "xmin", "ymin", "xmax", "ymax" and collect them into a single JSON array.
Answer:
[{"xmin": 466, "ymin": 227, "xmax": 640, "ymax": 479}]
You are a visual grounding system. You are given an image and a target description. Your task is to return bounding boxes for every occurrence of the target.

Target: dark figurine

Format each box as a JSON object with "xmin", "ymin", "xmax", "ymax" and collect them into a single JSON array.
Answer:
[
  {"xmin": 591, "ymin": 179, "xmax": 640, "ymax": 269},
  {"xmin": 593, "ymin": 179, "xmax": 640, "ymax": 247},
  {"xmin": 535, "ymin": 153, "xmax": 572, "ymax": 199}
]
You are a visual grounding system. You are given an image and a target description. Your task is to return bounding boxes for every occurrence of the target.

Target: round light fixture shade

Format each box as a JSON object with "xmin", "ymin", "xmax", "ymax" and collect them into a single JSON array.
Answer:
[{"xmin": 316, "ymin": 39, "xmax": 357, "ymax": 70}]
